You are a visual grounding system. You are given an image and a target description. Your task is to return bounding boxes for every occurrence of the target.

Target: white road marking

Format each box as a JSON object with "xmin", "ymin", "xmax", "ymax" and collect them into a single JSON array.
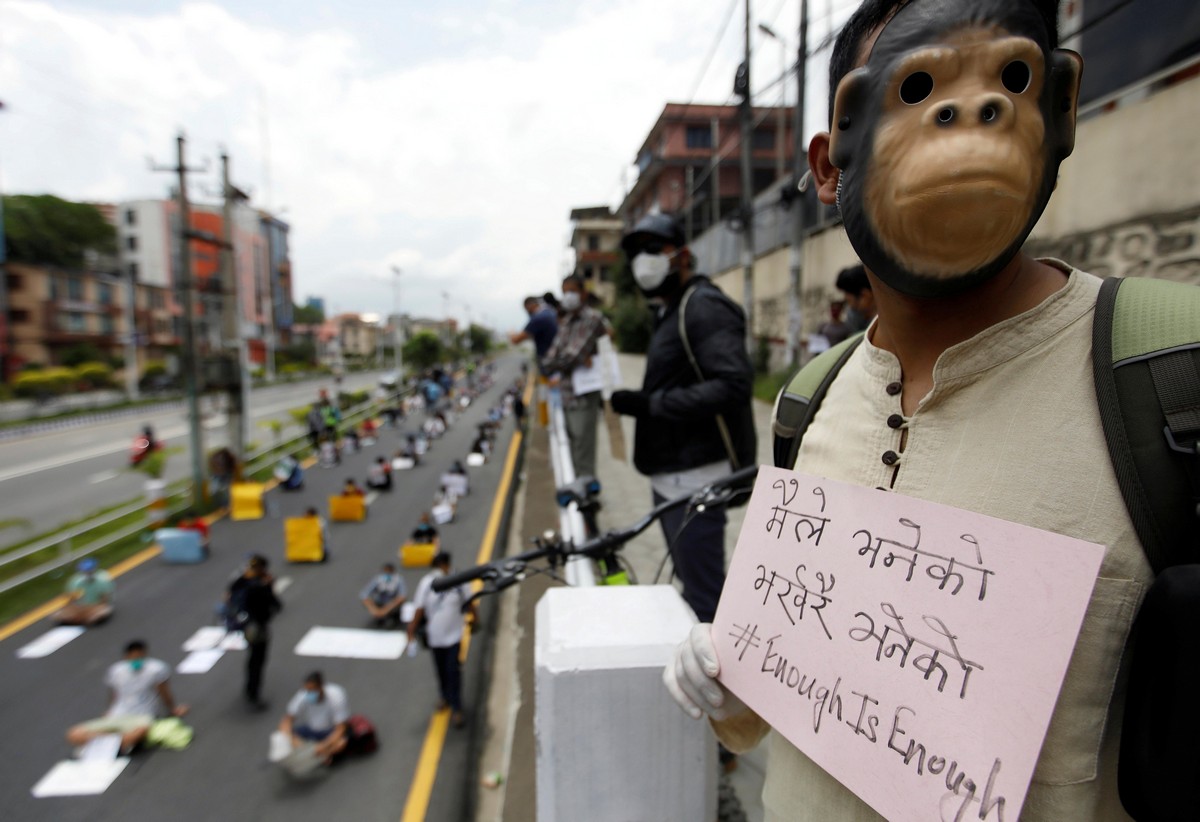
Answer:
[{"xmin": 88, "ymin": 469, "xmax": 121, "ymax": 484}]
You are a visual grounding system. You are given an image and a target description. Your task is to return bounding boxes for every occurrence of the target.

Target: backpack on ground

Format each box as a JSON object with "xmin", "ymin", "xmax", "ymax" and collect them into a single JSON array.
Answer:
[
  {"xmin": 345, "ymin": 714, "xmax": 378, "ymax": 755},
  {"xmin": 771, "ymin": 275, "xmax": 1200, "ymax": 822}
]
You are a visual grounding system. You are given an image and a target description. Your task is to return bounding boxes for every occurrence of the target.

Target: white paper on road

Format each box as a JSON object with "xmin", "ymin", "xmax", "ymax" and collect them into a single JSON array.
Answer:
[
  {"xmin": 466, "ymin": 453, "xmax": 486, "ymax": 467},
  {"xmin": 177, "ymin": 649, "xmax": 225, "ymax": 674},
  {"xmin": 219, "ymin": 632, "xmax": 247, "ymax": 651},
  {"xmin": 79, "ymin": 734, "xmax": 122, "ymax": 762},
  {"xmin": 16, "ymin": 626, "xmax": 86, "ymax": 659},
  {"xmin": 182, "ymin": 626, "xmax": 226, "ymax": 651},
  {"xmin": 32, "ymin": 758, "xmax": 130, "ymax": 798},
  {"xmin": 294, "ymin": 626, "xmax": 407, "ymax": 660}
]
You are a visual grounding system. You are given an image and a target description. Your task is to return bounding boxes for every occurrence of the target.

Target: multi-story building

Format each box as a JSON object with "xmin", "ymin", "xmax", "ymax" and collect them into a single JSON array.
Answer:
[
  {"xmin": 617, "ymin": 102, "xmax": 795, "ymax": 240},
  {"xmin": 3, "ymin": 261, "xmax": 177, "ymax": 370},
  {"xmin": 568, "ymin": 206, "xmax": 623, "ymax": 307},
  {"xmin": 332, "ymin": 313, "xmax": 380, "ymax": 359},
  {"xmin": 701, "ymin": 3, "xmax": 1200, "ymax": 372}
]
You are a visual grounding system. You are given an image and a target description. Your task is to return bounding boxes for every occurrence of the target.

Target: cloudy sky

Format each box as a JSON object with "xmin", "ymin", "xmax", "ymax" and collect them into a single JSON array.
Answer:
[{"xmin": 0, "ymin": 0, "xmax": 855, "ymax": 331}]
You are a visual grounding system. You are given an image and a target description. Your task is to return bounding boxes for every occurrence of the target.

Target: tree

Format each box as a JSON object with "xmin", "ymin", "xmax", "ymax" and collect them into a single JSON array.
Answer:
[
  {"xmin": 3, "ymin": 194, "xmax": 117, "ymax": 268},
  {"xmin": 402, "ymin": 331, "xmax": 445, "ymax": 370},
  {"xmin": 467, "ymin": 324, "xmax": 492, "ymax": 355},
  {"xmin": 293, "ymin": 302, "xmax": 325, "ymax": 324}
]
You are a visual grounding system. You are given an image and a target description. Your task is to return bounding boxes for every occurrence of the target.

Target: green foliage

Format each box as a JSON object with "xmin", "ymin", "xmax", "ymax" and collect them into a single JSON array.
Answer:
[
  {"xmin": 610, "ymin": 294, "xmax": 653, "ymax": 354},
  {"xmin": 3, "ymin": 194, "xmax": 117, "ymax": 268},
  {"xmin": 337, "ymin": 389, "xmax": 370, "ymax": 409},
  {"xmin": 753, "ymin": 370, "xmax": 792, "ymax": 404},
  {"xmin": 403, "ymin": 331, "xmax": 445, "ymax": 370},
  {"xmin": 12, "ymin": 367, "xmax": 75, "ymax": 397},
  {"xmin": 467, "ymin": 324, "xmax": 492, "ymax": 355},
  {"xmin": 280, "ymin": 362, "xmax": 309, "ymax": 375},
  {"xmin": 135, "ymin": 449, "xmax": 167, "ymax": 479},
  {"xmin": 61, "ymin": 343, "xmax": 106, "ymax": 367},
  {"xmin": 610, "ymin": 249, "xmax": 636, "ymax": 298},
  {"xmin": 277, "ymin": 340, "xmax": 317, "ymax": 367},
  {"xmin": 292, "ymin": 303, "xmax": 325, "ymax": 324},
  {"xmin": 139, "ymin": 360, "xmax": 174, "ymax": 390},
  {"xmin": 72, "ymin": 361, "xmax": 113, "ymax": 389}
]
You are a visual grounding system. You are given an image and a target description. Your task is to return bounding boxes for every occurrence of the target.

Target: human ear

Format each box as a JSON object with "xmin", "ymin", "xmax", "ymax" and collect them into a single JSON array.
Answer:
[{"xmin": 808, "ymin": 132, "xmax": 840, "ymax": 206}]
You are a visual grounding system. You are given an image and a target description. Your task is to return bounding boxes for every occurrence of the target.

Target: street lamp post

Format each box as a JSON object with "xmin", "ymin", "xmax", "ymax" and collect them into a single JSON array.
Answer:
[
  {"xmin": 757, "ymin": 22, "xmax": 789, "ymax": 181},
  {"xmin": 391, "ymin": 265, "xmax": 402, "ymax": 376}
]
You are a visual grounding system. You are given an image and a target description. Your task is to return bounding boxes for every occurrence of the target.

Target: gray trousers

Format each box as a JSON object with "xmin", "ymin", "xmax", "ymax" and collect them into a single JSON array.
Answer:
[{"xmin": 563, "ymin": 392, "xmax": 601, "ymax": 480}]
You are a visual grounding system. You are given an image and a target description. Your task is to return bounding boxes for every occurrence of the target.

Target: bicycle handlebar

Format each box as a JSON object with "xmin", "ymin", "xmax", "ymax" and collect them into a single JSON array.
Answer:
[{"xmin": 430, "ymin": 464, "xmax": 758, "ymax": 594}]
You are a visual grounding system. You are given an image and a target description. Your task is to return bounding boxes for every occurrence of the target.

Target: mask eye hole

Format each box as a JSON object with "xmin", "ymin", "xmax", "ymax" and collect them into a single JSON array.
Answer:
[
  {"xmin": 899, "ymin": 71, "xmax": 934, "ymax": 105},
  {"xmin": 1001, "ymin": 60, "xmax": 1031, "ymax": 94}
]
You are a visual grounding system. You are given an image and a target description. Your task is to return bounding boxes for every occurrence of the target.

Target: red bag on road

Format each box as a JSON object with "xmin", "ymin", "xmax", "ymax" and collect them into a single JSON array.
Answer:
[{"xmin": 346, "ymin": 714, "xmax": 378, "ymax": 755}]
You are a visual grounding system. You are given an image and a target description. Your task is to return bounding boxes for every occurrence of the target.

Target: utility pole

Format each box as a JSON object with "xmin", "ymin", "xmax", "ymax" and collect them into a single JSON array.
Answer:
[
  {"xmin": 391, "ymin": 265, "xmax": 402, "ymax": 374},
  {"xmin": 788, "ymin": 0, "xmax": 809, "ymax": 368},
  {"xmin": 737, "ymin": 0, "xmax": 756, "ymax": 357},
  {"xmin": 219, "ymin": 149, "xmax": 248, "ymax": 462},
  {"xmin": 152, "ymin": 133, "xmax": 206, "ymax": 509},
  {"xmin": 123, "ymin": 260, "xmax": 139, "ymax": 400}
]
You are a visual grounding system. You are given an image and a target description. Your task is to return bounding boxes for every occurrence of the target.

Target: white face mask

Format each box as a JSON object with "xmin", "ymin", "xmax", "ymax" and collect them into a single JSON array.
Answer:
[
  {"xmin": 631, "ymin": 252, "xmax": 672, "ymax": 291},
  {"xmin": 560, "ymin": 291, "xmax": 581, "ymax": 311}
]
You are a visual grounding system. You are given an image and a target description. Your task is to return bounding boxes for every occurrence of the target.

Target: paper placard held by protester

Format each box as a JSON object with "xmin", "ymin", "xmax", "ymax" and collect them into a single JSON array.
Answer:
[{"xmin": 711, "ymin": 467, "xmax": 1104, "ymax": 822}]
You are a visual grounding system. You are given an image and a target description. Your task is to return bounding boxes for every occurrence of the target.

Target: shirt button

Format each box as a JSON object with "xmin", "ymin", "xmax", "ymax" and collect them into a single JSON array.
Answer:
[
  {"xmin": 882, "ymin": 450, "xmax": 900, "ymax": 466},
  {"xmin": 885, "ymin": 381, "xmax": 902, "ymax": 396},
  {"xmin": 886, "ymin": 414, "xmax": 905, "ymax": 429}
]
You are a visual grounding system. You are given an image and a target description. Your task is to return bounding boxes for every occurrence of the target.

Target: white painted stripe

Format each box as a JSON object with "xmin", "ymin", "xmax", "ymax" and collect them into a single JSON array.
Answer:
[{"xmin": 88, "ymin": 469, "xmax": 121, "ymax": 484}]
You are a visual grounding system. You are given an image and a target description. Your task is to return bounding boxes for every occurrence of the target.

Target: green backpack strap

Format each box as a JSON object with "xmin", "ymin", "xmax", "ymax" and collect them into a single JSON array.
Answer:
[
  {"xmin": 772, "ymin": 334, "xmax": 864, "ymax": 469},
  {"xmin": 1093, "ymin": 276, "xmax": 1200, "ymax": 573}
]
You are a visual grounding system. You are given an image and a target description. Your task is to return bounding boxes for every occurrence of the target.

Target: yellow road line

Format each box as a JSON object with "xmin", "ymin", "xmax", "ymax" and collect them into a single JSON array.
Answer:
[
  {"xmin": 400, "ymin": 709, "xmax": 452, "ymax": 822},
  {"xmin": 400, "ymin": 375, "xmax": 528, "ymax": 821}
]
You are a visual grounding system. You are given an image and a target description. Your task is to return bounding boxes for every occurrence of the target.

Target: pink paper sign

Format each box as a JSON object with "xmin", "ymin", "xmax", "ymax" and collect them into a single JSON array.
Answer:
[{"xmin": 712, "ymin": 468, "xmax": 1104, "ymax": 822}]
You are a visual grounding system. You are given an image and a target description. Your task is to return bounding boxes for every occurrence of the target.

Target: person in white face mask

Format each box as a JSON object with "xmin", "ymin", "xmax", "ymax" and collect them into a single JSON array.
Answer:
[
  {"xmin": 540, "ymin": 274, "xmax": 611, "ymax": 479},
  {"xmin": 610, "ymin": 213, "xmax": 756, "ymax": 628}
]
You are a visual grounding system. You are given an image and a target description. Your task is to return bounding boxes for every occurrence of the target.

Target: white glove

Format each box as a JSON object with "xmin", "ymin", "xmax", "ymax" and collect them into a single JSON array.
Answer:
[{"xmin": 663, "ymin": 623, "xmax": 746, "ymax": 721}]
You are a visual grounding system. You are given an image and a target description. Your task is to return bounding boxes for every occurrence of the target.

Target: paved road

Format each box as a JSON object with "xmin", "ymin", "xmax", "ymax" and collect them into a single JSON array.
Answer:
[
  {"xmin": 0, "ymin": 356, "xmax": 524, "ymax": 822},
  {"xmin": 0, "ymin": 371, "xmax": 388, "ymax": 536}
]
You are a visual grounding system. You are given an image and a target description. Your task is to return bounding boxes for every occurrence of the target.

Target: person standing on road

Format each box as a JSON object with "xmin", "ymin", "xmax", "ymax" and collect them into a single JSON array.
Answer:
[
  {"xmin": 407, "ymin": 551, "xmax": 476, "ymax": 728},
  {"xmin": 228, "ymin": 555, "xmax": 282, "ymax": 711},
  {"xmin": 541, "ymin": 275, "xmax": 610, "ymax": 480},
  {"xmin": 66, "ymin": 639, "xmax": 188, "ymax": 755},
  {"xmin": 610, "ymin": 212, "xmax": 756, "ymax": 626}
]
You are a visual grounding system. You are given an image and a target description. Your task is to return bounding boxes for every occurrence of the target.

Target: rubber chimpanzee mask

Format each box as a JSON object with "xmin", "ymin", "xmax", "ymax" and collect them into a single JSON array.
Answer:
[{"xmin": 829, "ymin": 0, "xmax": 1082, "ymax": 298}]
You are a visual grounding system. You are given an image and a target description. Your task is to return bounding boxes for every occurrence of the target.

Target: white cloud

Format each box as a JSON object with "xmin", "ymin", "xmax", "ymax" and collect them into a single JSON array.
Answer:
[{"xmin": 0, "ymin": 0, "xmax": 853, "ymax": 332}]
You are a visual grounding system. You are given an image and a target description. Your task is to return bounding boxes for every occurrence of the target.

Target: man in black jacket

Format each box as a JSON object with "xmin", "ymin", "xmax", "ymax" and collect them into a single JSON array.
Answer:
[
  {"xmin": 228, "ymin": 554, "xmax": 282, "ymax": 710},
  {"xmin": 609, "ymin": 213, "xmax": 756, "ymax": 624}
]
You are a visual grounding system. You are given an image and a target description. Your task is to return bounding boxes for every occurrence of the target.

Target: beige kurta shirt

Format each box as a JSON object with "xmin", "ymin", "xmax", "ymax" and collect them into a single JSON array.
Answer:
[{"xmin": 715, "ymin": 264, "xmax": 1152, "ymax": 821}]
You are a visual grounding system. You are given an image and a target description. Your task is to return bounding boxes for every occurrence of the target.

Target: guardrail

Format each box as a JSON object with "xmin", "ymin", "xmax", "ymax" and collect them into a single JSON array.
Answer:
[
  {"xmin": 545, "ymin": 386, "xmax": 596, "ymax": 587},
  {"xmin": 0, "ymin": 386, "xmax": 413, "ymax": 599}
]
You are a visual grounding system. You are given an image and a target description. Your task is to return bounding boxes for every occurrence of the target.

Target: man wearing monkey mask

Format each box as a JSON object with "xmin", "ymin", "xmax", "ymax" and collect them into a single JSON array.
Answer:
[{"xmin": 665, "ymin": 1, "xmax": 1154, "ymax": 819}]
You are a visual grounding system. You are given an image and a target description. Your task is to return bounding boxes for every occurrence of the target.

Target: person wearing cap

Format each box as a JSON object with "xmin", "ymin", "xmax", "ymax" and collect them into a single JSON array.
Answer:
[
  {"xmin": 609, "ymin": 212, "xmax": 756, "ymax": 626},
  {"xmin": 56, "ymin": 558, "xmax": 116, "ymax": 626},
  {"xmin": 407, "ymin": 551, "xmax": 476, "ymax": 728}
]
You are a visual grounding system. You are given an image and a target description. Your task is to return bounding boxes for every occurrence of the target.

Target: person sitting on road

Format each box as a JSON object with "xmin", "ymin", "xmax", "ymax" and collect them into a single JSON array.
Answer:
[
  {"xmin": 360, "ymin": 562, "xmax": 406, "ymax": 628},
  {"xmin": 366, "ymin": 456, "xmax": 392, "ymax": 490},
  {"xmin": 66, "ymin": 639, "xmax": 188, "ymax": 755},
  {"xmin": 342, "ymin": 478, "xmax": 365, "ymax": 497},
  {"xmin": 470, "ymin": 434, "xmax": 491, "ymax": 458},
  {"xmin": 279, "ymin": 671, "xmax": 349, "ymax": 765},
  {"xmin": 360, "ymin": 417, "xmax": 378, "ymax": 440},
  {"xmin": 344, "ymin": 426, "xmax": 360, "ymax": 453},
  {"xmin": 411, "ymin": 513, "xmax": 439, "ymax": 544},
  {"xmin": 56, "ymin": 558, "xmax": 115, "ymax": 626},
  {"xmin": 449, "ymin": 460, "xmax": 467, "ymax": 476}
]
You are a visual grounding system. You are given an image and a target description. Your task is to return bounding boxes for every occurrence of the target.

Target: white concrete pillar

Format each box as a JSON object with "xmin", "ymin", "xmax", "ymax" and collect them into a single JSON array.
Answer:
[{"xmin": 536, "ymin": 586, "xmax": 717, "ymax": 822}]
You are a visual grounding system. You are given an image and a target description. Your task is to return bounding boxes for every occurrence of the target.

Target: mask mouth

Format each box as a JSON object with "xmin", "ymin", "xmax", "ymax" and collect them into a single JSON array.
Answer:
[{"xmin": 631, "ymin": 251, "xmax": 677, "ymax": 292}]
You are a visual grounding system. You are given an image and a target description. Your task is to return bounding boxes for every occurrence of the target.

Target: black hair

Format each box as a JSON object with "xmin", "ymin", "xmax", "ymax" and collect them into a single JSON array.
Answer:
[
  {"xmin": 836, "ymin": 264, "xmax": 871, "ymax": 295},
  {"xmin": 125, "ymin": 639, "xmax": 148, "ymax": 655},
  {"xmin": 305, "ymin": 670, "xmax": 324, "ymax": 687},
  {"xmin": 249, "ymin": 554, "xmax": 268, "ymax": 570},
  {"xmin": 562, "ymin": 274, "xmax": 585, "ymax": 290},
  {"xmin": 542, "ymin": 292, "xmax": 561, "ymax": 309},
  {"xmin": 827, "ymin": 0, "xmax": 1061, "ymax": 123},
  {"xmin": 305, "ymin": 506, "xmax": 318, "ymax": 517},
  {"xmin": 433, "ymin": 550, "xmax": 452, "ymax": 568},
  {"xmin": 523, "ymin": 296, "xmax": 539, "ymax": 307},
  {"xmin": 382, "ymin": 562, "xmax": 396, "ymax": 571}
]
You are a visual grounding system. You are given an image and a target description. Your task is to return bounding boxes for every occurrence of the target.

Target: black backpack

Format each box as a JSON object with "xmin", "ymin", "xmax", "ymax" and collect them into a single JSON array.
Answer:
[{"xmin": 772, "ymin": 276, "xmax": 1200, "ymax": 821}]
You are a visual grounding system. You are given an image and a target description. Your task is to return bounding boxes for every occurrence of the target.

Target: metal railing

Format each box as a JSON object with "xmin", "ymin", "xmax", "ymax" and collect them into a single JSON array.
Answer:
[
  {"xmin": 545, "ymin": 386, "xmax": 596, "ymax": 587},
  {"xmin": 0, "ymin": 386, "xmax": 413, "ymax": 599}
]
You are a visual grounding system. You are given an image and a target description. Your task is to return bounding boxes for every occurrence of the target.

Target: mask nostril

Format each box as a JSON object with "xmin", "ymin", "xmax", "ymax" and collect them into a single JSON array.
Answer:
[
  {"xmin": 936, "ymin": 106, "xmax": 955, "ymax": 125},
  {"xmin": 981, "ymin": 104, "xmax": 998, "ymax": 123}
]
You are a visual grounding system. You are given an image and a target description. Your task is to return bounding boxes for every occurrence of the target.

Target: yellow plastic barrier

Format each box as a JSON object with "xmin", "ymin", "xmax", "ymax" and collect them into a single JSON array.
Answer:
[
  {"xmin": 230, "ymin": 482, "xmax": 266, "ymax": 521},
  {"xmin": 400, "ymin": 540, "xmax": 437, "ymax": 568},
  {"xmin": 329, "ymin": 494, "xmax": 367, "ymax": 522},
  {"xmin": 285, "ymin": 517, "xmax": 325, "ymax": 562}
]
